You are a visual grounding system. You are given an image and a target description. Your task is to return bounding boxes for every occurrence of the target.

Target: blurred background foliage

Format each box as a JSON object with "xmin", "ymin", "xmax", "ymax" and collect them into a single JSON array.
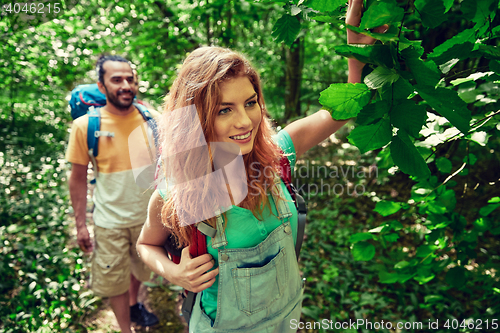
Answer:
[{"xmin": 1, "ymin": 0, "xmax": 499, "ymax": 332}]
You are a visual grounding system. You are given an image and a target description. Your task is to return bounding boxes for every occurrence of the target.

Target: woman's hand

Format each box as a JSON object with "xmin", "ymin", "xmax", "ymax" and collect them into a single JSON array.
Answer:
[
  {"xmin": 174, "ymin": 246, "xmax": 219, "ymax": 293},
  {"xmin": 346, "ymin": 0, "xmax": 388, "ymax": 45}
]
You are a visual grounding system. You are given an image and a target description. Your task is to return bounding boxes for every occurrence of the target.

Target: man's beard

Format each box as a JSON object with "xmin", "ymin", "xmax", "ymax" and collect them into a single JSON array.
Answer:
[{"xmin": 103, "ymin": 84, "xmax": 136, "ymax": 110}]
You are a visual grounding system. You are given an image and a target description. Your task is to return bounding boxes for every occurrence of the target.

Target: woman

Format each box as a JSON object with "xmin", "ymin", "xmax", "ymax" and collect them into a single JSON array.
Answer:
[{"xmin": 137, "ymin": 1, "xmax": 385, "ymax": 331}]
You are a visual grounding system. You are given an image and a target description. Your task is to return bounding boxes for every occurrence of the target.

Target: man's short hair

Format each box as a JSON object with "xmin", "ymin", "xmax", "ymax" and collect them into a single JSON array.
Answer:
[{"xmin": 96, "ymin": 55, "xmax": 131, "ymax": 83}]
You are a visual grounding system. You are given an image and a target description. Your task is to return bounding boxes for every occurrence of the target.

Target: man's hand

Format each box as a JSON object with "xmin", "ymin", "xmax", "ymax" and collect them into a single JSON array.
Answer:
[
  {"xmin": 77, "ymin": 225, "xmax": 93, "ymax": 252},
  {"xmin": 346, "ymin": 0, "xmax": 388, "ymax": 45},
  {"xmin": 174, "ymin": 246, "xmax": 219, "ymax": 293}
]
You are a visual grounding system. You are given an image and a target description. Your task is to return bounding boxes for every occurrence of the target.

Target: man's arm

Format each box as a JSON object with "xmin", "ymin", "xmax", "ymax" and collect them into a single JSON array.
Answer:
[{"xmin": 69, "ymin": 163, "xmax": 93, "ymax": 252}]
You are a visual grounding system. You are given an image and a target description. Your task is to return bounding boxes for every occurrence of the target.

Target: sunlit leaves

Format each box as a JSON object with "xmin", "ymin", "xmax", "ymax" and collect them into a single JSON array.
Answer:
[
  {"xmin": 304, "ymin": 0, "xmax": 345, "ymax": 13},
  {"xmin": 417, "ymin": 86, "xmax": 471, "ymax": 134},
  {"xmin": 390, "ymin": 130, "xmax": 431, "ymax": 179},
  {"xmin": 428, "ymin": 28, "xmax": 478, "ymax": 65},
  {"xmin": 319, "ymin": 83, "xmax": 371, "ymax": 119},
  {"xmin": 347, "ymin": 117, "xmax": 392, "ymax": 154},
  {"xmin": 374, "ymin": 200, "xmax": 402, "ymax": 216},
  {"xmin": 359, "ymin": 0, "xmax": 404, "ymax": 30},
  {"xmin": 272, "ymin": 14, "xmax": 301, "ymax": 46},
  {"xmin": 352, "ymin": 241, "xmax": 376, "ymax": 261},
  {"xmin": 335, "ymin": 44, "xmax": 396, "ymax": 68},
  {"xmin": 364, "ymin": 67, "xmax": 399, "ymax": 89}
]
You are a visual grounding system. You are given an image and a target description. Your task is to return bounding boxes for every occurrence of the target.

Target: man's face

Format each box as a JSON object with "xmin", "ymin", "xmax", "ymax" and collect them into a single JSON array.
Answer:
[{"xmin": 100, "ymin": 61, "xmax": 136, "ymax": 110}]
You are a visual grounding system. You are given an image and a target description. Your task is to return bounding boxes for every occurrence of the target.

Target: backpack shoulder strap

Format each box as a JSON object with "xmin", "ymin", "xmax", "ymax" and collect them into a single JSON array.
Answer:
[{"xmin": 279, "ymin": 154, "xmax": 307, "ymax": 261}]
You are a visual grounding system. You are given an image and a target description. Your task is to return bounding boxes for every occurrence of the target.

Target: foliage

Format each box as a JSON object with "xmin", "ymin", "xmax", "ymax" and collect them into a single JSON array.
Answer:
[
  {"xmin": 273, "ymin": 0, "xmax": 500, "ymax": 330},
  {"xmin": 1, "ymin": 0, "xmax": 500, "ymax": 331}
]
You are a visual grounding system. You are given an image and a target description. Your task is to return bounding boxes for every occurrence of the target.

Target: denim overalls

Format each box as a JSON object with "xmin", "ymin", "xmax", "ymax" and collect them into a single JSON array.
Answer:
[{"xmin": 189, "ymin": 183, "xmax": 305, "ymax": 333}]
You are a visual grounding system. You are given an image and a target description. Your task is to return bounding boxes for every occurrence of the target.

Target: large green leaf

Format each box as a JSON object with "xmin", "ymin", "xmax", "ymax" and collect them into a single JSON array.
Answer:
[
  {"xmin": 428, "ymin": 28, "xmax": 479, "ymax": 64},
  {"xmin": 352, "ymin": 241, "xmax": 375, "ymax": 261},
  {"xmin": 462, "ymin": 0, "xmax": 498, "ymax": 25},
  {"xmin": 378, "ymin": 271, "xmax": 400, "ymax": 284},
  {"xmin": 359, "ymin": 0, "xmax": 404, "ymax": 30},
  {"xmin": 402, "ymin": 47, "xmax": 440, "ymax": 87},
  {"xmin": 319, "ymin": 83, "xmax": 372, "ymax": 119},
  {"xmin": 356, "ymin": 100, "xmax": 389, "ymax": 125},
  {"xmin": 304, "ymin": 0, "xmax": 345, "ymax": 12},
  {"xmin": 390, "ymin": 130, "xmax": 431, "ymax": 179},
  {"xmin": 390, "ymin": 100, "xmax": 427, "ymax": 138},
  {"xmin": 335, "ymin": 44, "xmax": 396, "ymax": 68},
  {"xmin": 271, "ymin": 14, "xmax": 301, "ymax": 46},
  {"xmin": 374, "ymin": 200, "xmax": 402, "ymax": 216},
  {"xmin": 348, "ymin": 117, "xmax": 392, "ymax": 154},
  {"xmin": 416, "ymin": 86, "xmax": 471, "ymax": 134},
  {"xmin": 414, "ymin": 0, "xmax": 447, "ymax": 29},
  {"xmin": 346, "ymin": 24, "xmax": 400, "ymax": 42},
  {"xmin": 364, "ymin": 67, "xmax": 400, "ymax": 89},
  {"xmin": 381, "ymin": 77, "xmax": 414, "ymax": 100}
]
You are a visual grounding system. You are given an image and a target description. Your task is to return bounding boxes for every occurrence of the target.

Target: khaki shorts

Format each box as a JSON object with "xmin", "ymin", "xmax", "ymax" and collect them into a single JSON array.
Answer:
[{"xmin": 90, "ymin": 224, "xmax": 152, "ymax": 298}]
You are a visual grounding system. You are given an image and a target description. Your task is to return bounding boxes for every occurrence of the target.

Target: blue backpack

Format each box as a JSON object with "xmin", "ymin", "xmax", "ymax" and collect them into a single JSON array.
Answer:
[{"xmin": 69, "ymin": 84, "xmax": 158, "ymax": 184}]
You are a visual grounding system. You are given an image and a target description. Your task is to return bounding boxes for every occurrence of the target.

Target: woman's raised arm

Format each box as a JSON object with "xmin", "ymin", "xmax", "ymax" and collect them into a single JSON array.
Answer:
[{"xmin": 284, "ymin": 0, "xmax": 387, "ymax": 159}]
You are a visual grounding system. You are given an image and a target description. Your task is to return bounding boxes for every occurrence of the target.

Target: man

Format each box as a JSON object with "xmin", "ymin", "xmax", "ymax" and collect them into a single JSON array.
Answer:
[{"xmin": 66, "ymin": 55, "xmax": 159, "ymax": 332}]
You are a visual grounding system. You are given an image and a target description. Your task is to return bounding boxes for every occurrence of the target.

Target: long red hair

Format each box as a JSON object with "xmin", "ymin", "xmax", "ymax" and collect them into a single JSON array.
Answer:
[{"xmin": 159, "ymin": 46, "xmax": 282, "ymax": 247}]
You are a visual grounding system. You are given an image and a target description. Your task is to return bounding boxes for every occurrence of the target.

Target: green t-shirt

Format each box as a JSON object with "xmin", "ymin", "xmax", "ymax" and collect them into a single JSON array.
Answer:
[
  {"xmin": 158, "ymin": 130, "xmax": 297, "ymax": 321},
  {"xmin": 202, "ymin": 129, "xmax": 298, "ymax": 321}
]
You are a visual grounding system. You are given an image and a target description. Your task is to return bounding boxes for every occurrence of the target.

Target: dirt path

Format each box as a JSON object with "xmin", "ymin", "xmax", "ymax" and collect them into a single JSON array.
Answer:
[{"xmin": 81, "ymin": 275, "xmax": 188, "ymax": 333}]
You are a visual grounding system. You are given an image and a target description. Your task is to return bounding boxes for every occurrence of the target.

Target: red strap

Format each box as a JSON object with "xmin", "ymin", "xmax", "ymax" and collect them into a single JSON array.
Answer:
[{"xmin": 189, "ymin": 227, "xmax": 207, "ymax": 258}]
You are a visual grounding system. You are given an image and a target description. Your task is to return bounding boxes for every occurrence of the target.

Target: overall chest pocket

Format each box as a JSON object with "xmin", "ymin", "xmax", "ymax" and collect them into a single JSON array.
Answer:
[{"xmin": 231, "ymin": 248, "xmax": 287, "ymax": 316}]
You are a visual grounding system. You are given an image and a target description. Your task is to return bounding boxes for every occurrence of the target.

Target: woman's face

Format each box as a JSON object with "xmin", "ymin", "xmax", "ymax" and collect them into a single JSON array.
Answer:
[{"xmin": 214, "ymin": 76, "xmax": 262, "ymax": 155}]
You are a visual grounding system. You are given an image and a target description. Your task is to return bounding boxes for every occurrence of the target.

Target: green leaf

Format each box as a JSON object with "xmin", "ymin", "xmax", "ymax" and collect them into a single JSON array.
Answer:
[
  {"xmin": 378, "ymin": 271, "xmax": 400, "ymax": 283},
  {"xmin": 463, "ymin": 153, "xmax": 478, "ymax": 166},
  {"xmin": 356, "ymin": 100, "xmax": 388, "ymax": 125},
  {"xmin": 395, "ymin": 261, "xmax": 410, "ymax": 269},
  {"xmin": 415, "ymin": 0, "xmax": 447, "ymax": 28},
  {"xmin": 442, "ymin": 0, "xmax": 454, "ymax": 12},
  {"xmin": 488, "ymin": 197, "xmax": 500, "ymax": 203},
  {"xmin": 364, "ymin": 67, "xmax": 400, "ymax": 89},
  {"xmin": 319, "ymin": 83, "xmax": 372, "ymax": 119},
  {"xmin": 359, "ymin": 0, "xmax": 404, "ymax": 30},
  {"xmin": 446, "ymin": 266, "xmax": 467, "ymax": 288},
  {"xmin": 384, "ymin": 233, "xmax": 400, "ymax": 242},
  {"xmin": 461, "ymin": 0, "xmax": 498, "ymax": 24},
  {"xmin": 304, "ymin": 0, "xmax": 345, "ymax": 12},
  {"xmin": 424, "ymin": 295, "xmax": 444, "ymax": 303},
  {"xmin": 416, "ymin": 244, "xmax": 437, "ymax": 257},
  {"xmin": 349, "ymin": 232, "xmax": 375, "ymax": 243},
  {"xmin": 451, "ymin": 72, "xmax": 495, "ymax": 86},
  {"xmin": 381, "ymin": 77, "xmax": 414, "ymax": 100},
  {"xmin": 479, "ymin": 203, "xmax": 500, "ymax": 216},
  {"xmin": 436, "ymin": 157, "xmax": 452, "ymax": 173},
  {"xmin": 347, "ymin": 117, "xmax": 392, "ymax": 154},
  {"xmin": 352, "ymin": 241, "xmax": 376, "ymax": 261},
  {"xmin": 474, "ymin": 217, "xmax": 491, "ymax": 232},
  {"xmin": 490, "ymin": 60, "xmax": 500, "ymax": 74},
  {"xmin": 428, "ymin": 28, "xmax": 478, "ymax": 64},
  {"xmin": 346, "ymin": 24, "xmax": 400, "ymax": 42},
  {"xmin": 414, "ymin": 273, "xmax": 435, "ymax": 284},
  {"xmin": 335, "ymin": 44, "xmax": 396, "ymax": 69},
  {"xmin": 374, "ymin": 200, "xmax": 402, "ymax": 216},
  {"xmin": 402, "ymin": 47, "xmax": 440, "ymax": 87},
  {"xmin": 390, "ymin": 130, "xmax": 431, "ymax": 179},
  {"xmin": 390, "ymin": 100, "xmax": 427, "ymax": 138},
  {"xmin": 416, "ymin": 86, "xmax": 471, "ymax": 134},
  {"xmin": 271, "ymin": 14, "xmax": 301, "ymax": 46}
]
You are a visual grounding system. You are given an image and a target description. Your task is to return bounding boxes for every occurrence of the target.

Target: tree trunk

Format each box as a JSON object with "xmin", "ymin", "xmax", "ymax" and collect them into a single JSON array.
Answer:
[{"xmin": 284, "ymin": 36, "xmax": 304, "ymax": 121}]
